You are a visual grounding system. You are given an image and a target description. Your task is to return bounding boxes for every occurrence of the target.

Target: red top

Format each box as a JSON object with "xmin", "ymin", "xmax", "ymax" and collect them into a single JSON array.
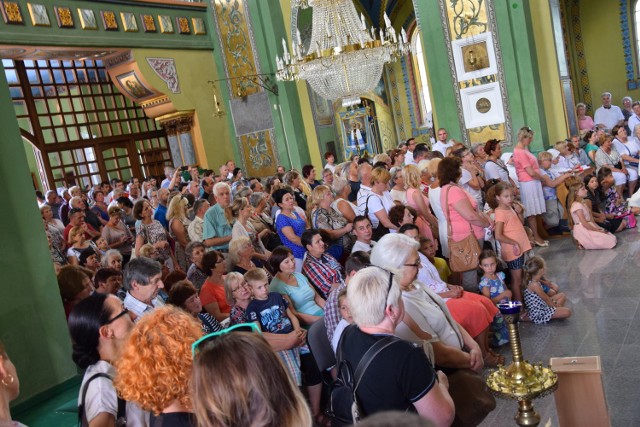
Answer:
[{"xmin": 199, "ymin": 278, "xmax": 230, "ymax": 314}]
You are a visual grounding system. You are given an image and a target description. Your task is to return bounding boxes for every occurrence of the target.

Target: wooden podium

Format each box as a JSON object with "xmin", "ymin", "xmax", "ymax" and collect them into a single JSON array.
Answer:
[{"xmin": 550, "ymin": 356, "xmax": 610, "ymax": 427}]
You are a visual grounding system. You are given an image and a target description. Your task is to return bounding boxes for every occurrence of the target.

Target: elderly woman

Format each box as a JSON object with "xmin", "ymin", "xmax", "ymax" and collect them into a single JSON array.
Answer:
[
  {"xmin": 168, "ymin": 280, "xmax": 222, "ymax": 333},
  {"xmin": 389, "ymin": 166, "xmax": 407, "ymax": 205},
  {"xmin": 512, "ymin": 126, "xmax": 548, "ymax": 247},
  {"xmin": 283, "ymin": 170, "xmax": 307, "ymax": 210},
  {"xmin": 612, "ymin": 124, "xmax": 639, "ymax": 195},
  {"xmin": 185, "ymin": 241, "xmax": 207, "ymax": 290},
  {"xmin": 167, "ymin": 195, "xmax": 192, "ymax": 271},
  {"xmin": 90, "ymin": 190, "xmax": 109, "ymax": 226},
  {"xmin": 192, "ymin": 332, "xmax": 312, "ymax": 427},
  {"xmin": 595, "ymin": 134, "xmax": 628, "ymax": 198},
  {"xmin": 199, "ymin": 251, "xmax": 230, "ymax": 322},
  {"xmin": 576, "ymin": 102, "xmax": 594, "ymax": 132},
  {"xmin": 438, "ymin": 157, "xmax": 492, "ymax": 290},
  {"xmin": 400, "ymin": 225, "xmax": 504, "ymax": 361},
  {"xmin": 58, "ymin": 265, "xmax": 94, "ymax": 319},
  {"xmin": 102, "ymin": 249, "xmax": 123, "ymax": 271},
  {"xmin": 273, "ymin": 188, "xmax": 308, "ymax": 272},
  {"xmin": 403, "ymin": 164, "xmax": 438, "ymax": 240},
  {"xmin": 227, "ymin": 236, "xmax": 261, "ymax": 274},
  {"xmin": 101, "ymin": 205, "xmax": 133, "ymax": 263},
  {"xmin": 69, "ymin": 293, "xmax": 148, "ymax": 426},
  {"xmin": 301, "ymin": 229, "xmax": 344, "ymax": 299},
  {"xmin": 331, "ymin": 176, "xmax": 358, "ymax": 223},
  {"xmin": 41, "ymin": 204, "xmax": 65, "ymax": 250},
  {"xmin": 308, "ymin": 185, "xmax": 353, "ymax": 259},
  {"xmin": 369, "ymin": 234, "xmax": 494, "ymax": 405},
  {"xmin": 363, "ymin": 167, "xmax": 397, "ymax": 239},
  {"xmin": 0, "ymin": 340, "xmax": 23, "ymax": 426},
  {"xmin": 227, "ymin": 197, "xmax": 270, "ymax": 263},
  {"xmin": 133, "ymin": 199, "xmax": 177, "ymax": 269},
  {"xmin": 340, "ymin": 265, "xmax": 455, "ymax": 425},
  {"xmin": 224, "ymin": 272, "xmax": 253, "ymax": 325},
  {"xmin": 114, "ymin": 306, "xmax": 202, "ymax": 425}
]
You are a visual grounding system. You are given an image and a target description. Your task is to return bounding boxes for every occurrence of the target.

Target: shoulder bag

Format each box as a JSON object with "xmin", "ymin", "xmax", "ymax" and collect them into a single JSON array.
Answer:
[
  {"xmin": 78, "ymin": 373, "xmax": 127, "ymax": 427},
  {"xmin": 444, "ymin": 185, "xmax": 481, "ymax": 272}
]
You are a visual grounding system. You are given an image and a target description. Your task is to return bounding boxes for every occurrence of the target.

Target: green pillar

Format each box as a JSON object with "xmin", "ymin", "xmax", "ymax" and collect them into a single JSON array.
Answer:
[
  {"xmin": 0, "ymin": 60, "xmax": 76, "ymax": 404},
  {"xmin": 249, "ymin": 0, "xmax": 311, "ymax": 168},
  {"xmin": 495, "ymin": 0, "xmax": 548, "ymax": 150}
]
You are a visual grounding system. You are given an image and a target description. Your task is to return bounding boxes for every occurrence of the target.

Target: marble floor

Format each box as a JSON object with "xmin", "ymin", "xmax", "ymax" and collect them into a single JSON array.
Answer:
[{"xmin": 479, "ymin": 228, "xmax": 640, "ymax": 427}]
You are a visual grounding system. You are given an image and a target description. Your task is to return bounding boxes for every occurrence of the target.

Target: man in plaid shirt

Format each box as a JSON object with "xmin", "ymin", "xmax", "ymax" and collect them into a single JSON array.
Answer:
[{"xmin": 301, "ymin": 229, "xmax": 344, "ymax": 299}]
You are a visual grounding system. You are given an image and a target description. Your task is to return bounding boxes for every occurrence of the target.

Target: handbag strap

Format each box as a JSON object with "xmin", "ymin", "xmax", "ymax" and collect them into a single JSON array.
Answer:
[
  {"xmin": 444, "ymin": 185, "xmax": 474, "ymax": 240},
  {"xmin": 78, "ymin": 373, "xmax": 127, "ymax": 427},
  {"xmin": 353, "ymin": 336, "xmax": 399, "ymax": 394}
]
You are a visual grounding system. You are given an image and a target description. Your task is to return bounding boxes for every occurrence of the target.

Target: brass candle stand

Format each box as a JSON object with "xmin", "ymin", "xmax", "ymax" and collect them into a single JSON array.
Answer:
[{"xmin": 486, "ymin": 302, "xmax": 558, "ymax": 426}]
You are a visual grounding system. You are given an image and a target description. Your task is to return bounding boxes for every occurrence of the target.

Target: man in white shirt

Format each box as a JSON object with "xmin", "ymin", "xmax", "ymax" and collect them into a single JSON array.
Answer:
[
  {"xmin": 594, "ymin": 92, "xmax": 625, "ymax": 131},
  {"xmin": 188, "ymin": 198, "xmax": 209, "ymax": 242},
  {"xmin": 356, "ymin": 162, "xmax": 373, "ymax": 214},
  {"xmin": 431, "ymin": 128, "xmax": 455, "ymax": 156},
  {"xmin": 404, "ymin": 138, "xmax": 417, "ymax": 165},
  {"xmin": 627, "ymin": 101, "xmax": 640, "ymax": 135},
  {"xmin": 351, "ymin": 216, "xmax": 376, "ymax": 253},
  {"xmin": 122, "ymin": 257, "xmax": 165, "ymax": 321}
]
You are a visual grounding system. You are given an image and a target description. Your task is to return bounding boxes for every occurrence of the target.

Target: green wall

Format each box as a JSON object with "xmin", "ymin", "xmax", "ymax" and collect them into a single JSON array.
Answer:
[{"xmin": 0, "ymin": 60, "xmax": 77, "ymax": 404}]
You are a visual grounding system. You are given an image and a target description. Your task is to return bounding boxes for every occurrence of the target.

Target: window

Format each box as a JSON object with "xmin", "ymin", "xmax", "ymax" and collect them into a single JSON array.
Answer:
[
  {"xmin": 411, "ymin": 30, "xmax": 433, "ymax": 128},
  {"xmin": 5, "ymin": 59, "xmax": 172, "ymax": 189}
]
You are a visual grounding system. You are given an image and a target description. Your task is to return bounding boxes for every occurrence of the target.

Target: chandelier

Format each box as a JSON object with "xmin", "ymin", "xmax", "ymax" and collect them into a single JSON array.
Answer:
[{"xmin": 276, "ymin": 0, "xmax": 410, "ymax": 106}]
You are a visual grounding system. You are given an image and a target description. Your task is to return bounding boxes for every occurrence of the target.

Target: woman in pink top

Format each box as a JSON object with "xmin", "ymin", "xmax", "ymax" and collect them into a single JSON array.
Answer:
[
  {"xmin": 512, "ymin": 126, "xmax": 548, "ymax": 247},
  {"xmin": 438, "ymin": 157, "xmax": 493, "ymax": 291},
  {"xmin": 576, "ymin": 103, "xmax": 594, "ymax": 132},
  {"xmin": 403, "ymin": 164, "xmax": 438, "ymax": 241}
]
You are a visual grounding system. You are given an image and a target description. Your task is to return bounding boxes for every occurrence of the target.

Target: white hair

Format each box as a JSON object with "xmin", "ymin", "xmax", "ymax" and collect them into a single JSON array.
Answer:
[
  {"xmin": 347, "ymin": 266, "xmax": 402, "ymax": 326},
  {"xmin": 213, "ymin": 182, "xmax": 231, "ymax": 197},
  {"xmin": 370, "ymin": 233, "xmax": 419, "ymax": 273}
]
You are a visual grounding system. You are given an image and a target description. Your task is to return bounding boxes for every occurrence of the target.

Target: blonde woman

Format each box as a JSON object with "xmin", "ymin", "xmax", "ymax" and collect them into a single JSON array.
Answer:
[
  {"xmin": 403, "ymin": 164, "xmax": 438, "ymax": 241},
  {"xmin": 308, "ymin": 185, "xmax": 353, "ymax": 258},
  {"xmin": 167, "ymin": 195, "xmax": 192, "ymax": 271},
  {"xmin": 227, "ymin": 197, "xmax": 270, "ymax": 262},
  {"xmin": 363, "ymin": 167, "xmax": 397, "ymax": 239}
]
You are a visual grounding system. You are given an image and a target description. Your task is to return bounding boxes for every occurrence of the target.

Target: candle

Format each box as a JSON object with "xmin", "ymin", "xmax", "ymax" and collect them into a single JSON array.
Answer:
[
  {"xmin": 361, "ymin": 13, "xmax": 366, "ymax": 31},
  {"xmin": 214, "ymin": 93, "xmax": 219, "ymax": 111},
  {"xmin": 326, "ymin": 20, "xmax": 331, "ymax": 38},
  {"xmin": 384, "ymin": 12, "xmax": 391, "ymax": 28},
  {"xmin": 296, "ymin": 28, "xmax": 302, "ymax": 46}
]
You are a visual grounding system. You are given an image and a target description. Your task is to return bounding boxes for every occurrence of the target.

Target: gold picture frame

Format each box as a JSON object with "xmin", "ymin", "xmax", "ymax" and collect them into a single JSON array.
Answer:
[
  {"xmin": 2, "ymin": 1, "xmax": 23, "ymax": 24},
  {"xmin": 27, "ymin": 3, "xmax": 49, "ymax": 27},
  {"xmin": 120, "ymin": 12, "xmax": 137, "ymax": 32},
  {"xmin": 54, "ymin": 6, "xmax": 73, "ymax": 28},
  {"xmin": 192, "ymin": 17, "xmax": 206, "ymax": 35},
  {"xmin": 176, "ymin": 16, "xmax": 190, "ymax": 34},
  {"xmin": 101, "ymin": 10, "xmax": 117, "ymax": 31},
  {"xmin": 158, "ymin": 15, "xmax": 173, "ymax": 34},
  {"xmin": 77, "ymin": 8, "xmax": 97, "ymax": 30},
  {"xmin": 141, "ymin": 14, "xmax": 155, "ymax": 32}
]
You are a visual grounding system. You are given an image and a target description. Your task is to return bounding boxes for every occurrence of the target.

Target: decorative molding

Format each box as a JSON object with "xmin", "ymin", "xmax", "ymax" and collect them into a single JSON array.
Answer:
[
  {"xmin": 1, "ymin": 1, "xmax": 23, "ymax": 24},
  {"xmin": 103, "ymin": 50, "xmax": 133, "ymax": 68},
  {"xmin": 78, "ymin": 8, "xmax": 97, "ymax": 30},
  {"xmin": 140, "ymin": 95, "xmax": 170, "ymax": 109},
  {"xmin": 27, "ymin": 3, "xmax": 49, "ymax": 27},
  {"xmin": 101, "ymin": 10, "xmax": 118, "ymax": 30},
  {"xmin": 155, "ymin": 110, "xmax": 194, "ymax": 134},
  {"xmin": 146, "ymin": 57, "xmax": 181, "ymax": 93},
  {"xmin": 387, "ymin": 61, "xmax": 406, "ymax": 141},
  {"xmin": 54, "ymin": 6, "xmax": 73, "ymax": 28},
  {"xmin": 620, "ymin": 0, "xmax": 636, "ymax": 89},
  {"xmin": 569, "ymin": 0, "xmax": 592, "ymax": 112}
]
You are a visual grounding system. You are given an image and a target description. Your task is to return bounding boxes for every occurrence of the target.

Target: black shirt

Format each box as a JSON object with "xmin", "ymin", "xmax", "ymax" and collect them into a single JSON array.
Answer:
[
  {"xmin": 150, "ymin": 412, "xmax": 195, "ymax": 427},
  {"xmin": 339, "ymin": 325, "xmax": 436, "ymax": 417}
]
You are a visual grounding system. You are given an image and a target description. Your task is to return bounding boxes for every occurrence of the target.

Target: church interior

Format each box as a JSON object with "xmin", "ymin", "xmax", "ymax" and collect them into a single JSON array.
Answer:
[{"xmin": 1, "ymin": 0, "xmax": 639, "ymax": 425}]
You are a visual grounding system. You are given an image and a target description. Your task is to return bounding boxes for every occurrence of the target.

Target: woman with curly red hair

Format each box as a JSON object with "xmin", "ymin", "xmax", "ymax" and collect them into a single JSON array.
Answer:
[{"xmin": 114, "ymin": 305, "xmax": 203, "ymax": 426}]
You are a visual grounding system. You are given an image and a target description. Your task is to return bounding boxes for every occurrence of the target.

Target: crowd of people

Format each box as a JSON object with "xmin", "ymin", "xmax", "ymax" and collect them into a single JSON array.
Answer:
[{"xmin": 7, "ymin": 106, "xmax": 636, "ymax": 427}]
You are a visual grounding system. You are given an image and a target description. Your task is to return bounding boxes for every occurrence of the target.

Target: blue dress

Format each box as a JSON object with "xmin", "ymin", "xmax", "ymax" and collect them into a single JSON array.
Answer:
[
  {"xmin": 275, "ymin": 211, "xmax": 307, "ymax": 259},
  {"xmin": 478, "ymin": 272, "xmax": 510, "ymax": 347}
]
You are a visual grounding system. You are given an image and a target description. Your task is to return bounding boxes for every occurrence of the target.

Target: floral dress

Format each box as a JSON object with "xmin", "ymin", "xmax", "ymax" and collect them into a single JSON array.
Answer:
[
  {"xmin": 136, "ymin": 219, "xmax": 171, "ymax": 262},
  {"xmin": 312, "ymin": 207, "xmax": 353, "ymax": 257},
  {"xmin": 478, "ymin": 272, "xmax": 510, "ymax": 346},
  {"xmin": 601, "ymin": 187, "xmax": 628, "ymax": 217}
]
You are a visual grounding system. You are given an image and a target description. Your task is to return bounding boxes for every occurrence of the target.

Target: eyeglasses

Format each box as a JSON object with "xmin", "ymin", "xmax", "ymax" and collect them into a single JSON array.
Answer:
[
  {"xmin": 404, "ymin": 259, "xmax": 422, "ymax": 268},
  {"xmin": 191, "ymin": 322, "xmax": 262, "ymax": 357},
  {"xmin": 104, "ymin": 308, "xmax": 129, "ymax": 325},
  {"xmin": 231, "ymin": 282, "xmax": 249, "ymax": 293}
]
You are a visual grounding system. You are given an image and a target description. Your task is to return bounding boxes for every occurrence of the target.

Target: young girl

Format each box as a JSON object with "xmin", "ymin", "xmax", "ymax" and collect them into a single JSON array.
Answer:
[
  {"xmin": 524, "ymin": 256, "xmax": 572, "ymax": 324},
  {"xmin": 597, "ymin": 166, "xmax": 639, "ymax": 225},
  {"xmin": 566, "ymin": 178, "xmax": 617, "ymax": 249},
  {"xmin": 477, "ymin": 249, "xmax": 510, "ymax": 347},
  {"xmin": 583, "ymin": 173, "xmax": 626, "ymax": 233},
  {"xmin": 487, "ymin": 182, "xmax": 532, "ymax": 302}
]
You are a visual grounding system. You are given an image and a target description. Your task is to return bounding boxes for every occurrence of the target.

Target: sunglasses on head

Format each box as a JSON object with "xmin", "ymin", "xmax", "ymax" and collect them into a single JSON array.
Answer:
[{"xmin": 191, "ymin": 322, "xmax": 261, "ymax": 358}]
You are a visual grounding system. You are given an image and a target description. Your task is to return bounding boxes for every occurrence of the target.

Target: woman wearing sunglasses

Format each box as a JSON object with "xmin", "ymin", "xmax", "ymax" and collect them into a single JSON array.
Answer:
[
  {"xmin": 69, "ymin": 293, "xmax": 148, "ymax": 426},
  {"xmin": 192, "ymin": 328, "xmax": 312, "ymax": 427},
  {"xmin": 115, "ymin": 306, "xmax": 202, "ymax": 426}
]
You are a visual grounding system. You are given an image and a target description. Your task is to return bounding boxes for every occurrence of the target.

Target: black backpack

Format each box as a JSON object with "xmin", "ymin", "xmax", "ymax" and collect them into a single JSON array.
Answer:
[
  {"xmin": 78, "ymin": 373, "xmax": 127, "ymax": 427},
  {"xmin": 328, "ymin": 327, "xmax": 399, "ymax": 425}
]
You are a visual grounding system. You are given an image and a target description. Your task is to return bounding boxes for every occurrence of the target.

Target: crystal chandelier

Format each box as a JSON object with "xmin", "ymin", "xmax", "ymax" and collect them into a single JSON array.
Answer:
[{"xmin": 276, "ymin": 0, "xmax": 410, "ymax": 106}]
